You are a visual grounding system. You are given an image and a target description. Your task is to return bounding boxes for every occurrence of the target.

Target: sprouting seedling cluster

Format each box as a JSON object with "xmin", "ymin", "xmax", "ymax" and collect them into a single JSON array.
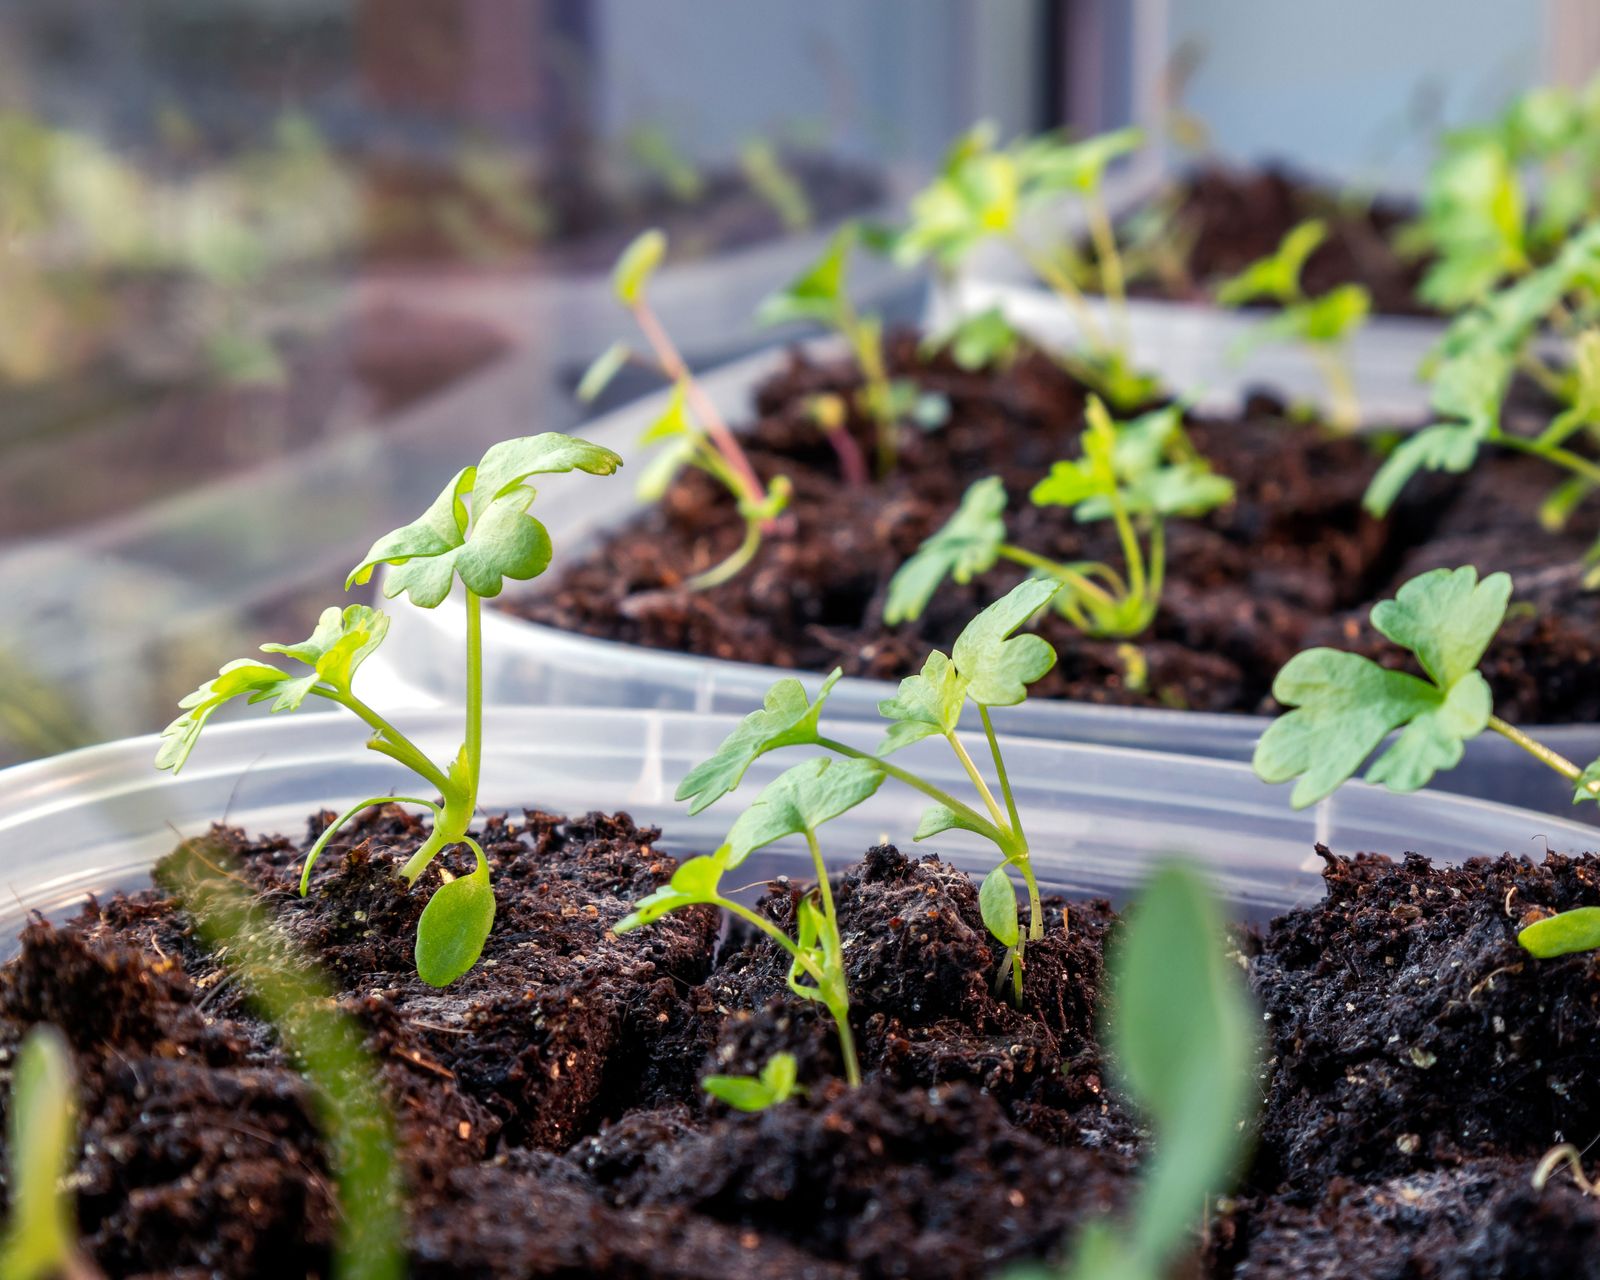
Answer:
[
  {"xmin": 758, "ymin": 221, "xmax": 947, "ymax": 477},
  {"xmin": 894, "ymin": 123, "xmax": 1161, "ymax": 410},
  {"xmin": 1216, "ymin": 218, "xmax": 1371, "ymax": 430},
  {"xmin": 617, "ymin": 579, "xmax": 1065, "ymax": 1093},
  {"xmin": 1363, "ymin": 221, "xmax": 1600, "ymax": 573},
  {"xmin": 0, "ymin": 1026, "xmax": 93, "ymax": 1280},
  {"xmin": 157, "ymin": 432, "xmax": 622, "ymax": 987},
  {"xmin": 580, "ymin": 229, "xmax": 792, "ymax": 589},
  {"xmin": 1252, "ymin": 565, "xmax": 1600, "ymax": 959},
  {"xmin": 1052, "ymin": 864, "xmax": 1257, "ymax": 1280},
  {"xmin": 885, "ymin": 398, "xmax": 1233, "ymax": 653},
  {"xmin": 1395, "ymin": 75, "xmax": 1600, "ymax": 310}
]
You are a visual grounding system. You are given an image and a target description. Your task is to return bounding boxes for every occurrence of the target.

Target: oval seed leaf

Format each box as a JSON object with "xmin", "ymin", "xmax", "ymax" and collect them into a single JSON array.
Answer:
[
  {"xmin": 577, "ymin": 340, "xmax": 631, "ymax": 403},
  {"xmin": 979, "ymin": 865, "xmax": 1020, "ymax": 948},
  {"xmin": 614, "ymin": 228, "xmax": 666, "ymax": 304},
  {"xmin": 415, "ymin": 854, "xmax": 495, "ymax": 988},
  {"xmin": 701, "ymin": 1074, "xmax": 781, "ymax": 1111},
  {"xmin": 1519, "ymin": 907, "xmax": 1600, "ymax": 958}
]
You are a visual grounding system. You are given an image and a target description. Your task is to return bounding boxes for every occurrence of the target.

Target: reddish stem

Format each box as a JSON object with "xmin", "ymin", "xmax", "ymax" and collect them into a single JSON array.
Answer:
[
  {"xmin": 631, "ymin": 300, "xmax": 771, "ymax": 516},
  {"xmin": 826, "ymin": 424, "xmax": 870, "ymax": 488}
]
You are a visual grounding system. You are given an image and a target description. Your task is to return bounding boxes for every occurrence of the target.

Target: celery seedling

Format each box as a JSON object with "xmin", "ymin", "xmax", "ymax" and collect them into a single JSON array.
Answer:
[
  {"xmin": 676, "ymin": 580, "xmax": 1064, "ymax": 1003},
  {"xmin": 578, "ymin": 229, "xmax": 792, "ymax": 588},
  {"xmin": 0, "ymin": 1027, "xmax": 94, "ymax": 1280},
  {"xmin": 1216, "ymin": 219, "xmax": 1371, "ymax": 430},
  {"xmin": 1047, "ymin": 865, "xmax": 1257, "ymax": 1280},
  {"xmin": 156, "ymin": 433, "xmax": 622, "ymax": 987},
  {"xmin": 616, "ymin": 757, "xmax": 884, "ymax": 1085},
  {"xmin": 758, "ymin": 221, "xmax": 945, "ymax": 475},
  {"xmin": 1253, "ymin": 565, "xmax": 1600, "ymax": 970},
  {"xmin": 885, "ymin": 398, "xmax": 1233, "ymax": 640},
  {"xmin": 702, "ymin": 1052, "xmax": 801, "ymax": 1112},
  {"xmin": 895, "ymin": 124, "xmax": 1161, "ymax": 410}
]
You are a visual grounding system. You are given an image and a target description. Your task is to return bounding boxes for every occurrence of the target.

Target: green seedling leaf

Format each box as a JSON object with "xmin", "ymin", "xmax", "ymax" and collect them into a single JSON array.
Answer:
[
  {"xmin": 1014, "ymin": 125, "xmax": 1143, "ymax": 195},
  {"xmin": 895, "ymin": 142, "xmax": 1020, "ymax": 268},
  {"xmin": 951, "ymin": 576, "xmax": 1062, "ymax": 706},
  {"xmin": 1364, "ymin": 425, "xmax": 1482, "ymax": 517},
  {"xmin": 613, "ymin": 854, "xmax": 727, "ymax": 933},
  {"xmin": 1291, "ymin": 283, "xmax": 1371, "ymax": 344},
  {"xmin": 261, "ymin": 603, "xmax": 390, "ymax": 695},
  {"xmin": 723, "ymin": 757, "xmax": 885, "ymax": 865},
  {"xmin": 877, "ymin": 650, "xmax": 969, "ymax": 754},
  {"xmin": 757, "ymin": 223, "xmax": 852, "ymax": 328},
  {"xmin": 1519, "ymin": 907, "xmax": 1600, "ymax": 958},
  {"xmin": 676, "ymin": 670, "xmax": 843, "ymax": 814},
  {"xmin": 702, "ymin": 1051, "xmax": 801, "ymax": 1112},
  {"xmin": 1362, "ymin": 354, "xmax": 1507, "ymax": 516},
  {"xmin": 415, "ymin": 843, "xmax": 495, "ymax": 988},
  {"xmin": 577, "ymin": 339, "xmax": 630, "ymax": 402},
  {"xmin": 884, "ymin": 476, "xmax": 1008, "ymax": 625},
  {"xmin": 923, "ymin": 305, "xmax": 1021, "ymax": 371},
  {"xmin": 1254, "ymin": 567, "xmax": 1507, "ymax": 807},
  {"xmin": 1575, "ymin": 757, "xmax": 1600, "ymax": 805},
  {"xmin": 1371, "ymin": 565, "xmax": 1512, "ymax": 687},
  {"xmin": 614, "ymin": 227, "xmax": 666, "ymax": 304},
  {"xmin": 1217, "ymin": 218, "xmax": 1326, "ymax": 306},
  {"xmin": 347, "ymin": 433, "xmax": 622, "ymax": 607},
  {"xmin": 979, "ymin": 865, "xmax": 1019, "ymax": 948},
  {"xmin": 1107, "ymin": 863, "xmax": 1256, "ymax": 1270},
  {"xmin": 640, "ymin": 381, "xmax": 696, "ymax": 444},
  {"xmin": 157, "ymin": 660, "xmax": 304, "ymax": 773},
  {"xmin": 0, "ymin": 1026, "xmax": 79, "ymax": 1280}
]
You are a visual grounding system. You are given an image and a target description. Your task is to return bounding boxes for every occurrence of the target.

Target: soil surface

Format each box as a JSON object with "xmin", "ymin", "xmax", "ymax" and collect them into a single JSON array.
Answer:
[
  {"xmin": 512, "ymin": 335, "xmax": 1600, "ymax": 725},
  {"xmin": 1116, "ymin": 164, "xmax": 1433, "ymax": 318},
  {"xmin": 6, "ymin": 809, "xmax": 1600, "ymax": 1276},
  {"xmin": 362, "ymin": 153, "xmax": 882, "ymax": 273}
]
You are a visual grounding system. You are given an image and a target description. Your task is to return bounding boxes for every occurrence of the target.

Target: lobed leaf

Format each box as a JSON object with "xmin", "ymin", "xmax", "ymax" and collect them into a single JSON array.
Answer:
[
  {"xmin": 1369, "ymin": 565, "xmax": 1510, "ymax": 687},
  {"xmin": 876, "ymin": 650, "xmax": 968, "ymax": 754},
  {"xmin": 676, "ymin": 671, "xmax": 843, "ymax": 814},
  {"xmin": 261, "ymin": 603, "xmax": 390, "ymax": 696},
  {"xmin": 756, "ymin": 223, "xmax": 853, "ymax": 328},
  {"xmin": 883, "ymin": 476, "xmax": 1009, "ymax": 625},
  {"xmin": 1363, "ymin": 424, "xmax": 1483, "ymax": 517},
  {"xmin": 612, "ymin": 854, "xmax": 727, "ymax": 933},
  {"xmin": 157, "ymin": 660, "xmax": 305, "ymax": 774},
  {"xmin": 951, "ymin": 576, "xmax": 1062, "ymax": 706},
  {"xmin": 722, "ymin": 757, "xmax": 885, "ymax": 865},
  {"xmin": 1217, "ymin": 218, "xmax": 1326, "ymax": 306}
]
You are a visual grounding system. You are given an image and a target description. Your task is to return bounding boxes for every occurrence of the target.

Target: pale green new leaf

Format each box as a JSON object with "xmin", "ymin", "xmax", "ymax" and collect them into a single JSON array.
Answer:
[
  {"xmin": 261, "ymin": 603, "xmax": 390, "ymax": 696},
  {"xmin": 1519, "ymin": 907, "xmax": 1600, "ymax": 958},
  {"xmin": 1370, "ymin": 566, "xmax": 1510, "ymax": 686},
  {"xmin": 469, "ymin": 431, "xmax": 623, "ymax": 516},
  {"xmin": 614, "ymin": 228, "xmax": 666, "ymax": 304},
  {"xmin": 883, "ymin": 476, "xmax": 1009, "ymax": 625},
  {"xmin": 756, "ymin": 223, "xmax": 852, "ymax": 328},
  {"xmin": 876, "ymin": 650, "xmax": 967, "ymax": 755},
  {"xmin": 1014, "ymin": 125, "xmax": 1143, "ymax": 195},
  {"xmin": 157, "ymin": 659, "xmax": 302, "ymax": 774},
  {"xmin": 1217, "ymin": 218, "xmax": 1326, "ymax": 306},
  {"xmin": 723, "ymin": 757, "xmax": 884, "ymax": 865},
  {"xmin": 612, "ymin": 854, "xmax": 726, "ymax": 933},
  {"xmin": 345, "ymin": 466, "xmax": 470, "ymax": 600},
  {"xmin": 577, "ymin": 340, "xmax": 630, "ymax": 403},
  {"xmin": 702, "ymin": 1052, "xmax": 800, "ymax": 1112},
  {"xmin": 951, "ymin": 577, "xmax": 1062, "ymax": 706},
  {"xmin": 676, "ymin": 670, "xmax": 843, "ymax": 813},
  {"xmin": 639, "ymin": 381, "xmax": 696, "ymax": 444},
  {"xmin": 0, "ymin": 1026, "xmax": 79, "ymax": 1280}
]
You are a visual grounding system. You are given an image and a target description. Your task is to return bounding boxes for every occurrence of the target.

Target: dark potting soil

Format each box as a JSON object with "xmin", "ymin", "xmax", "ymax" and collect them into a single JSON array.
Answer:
[
  {"xmin": 7, "ymin": 807, "xmax": 1600, "ymax": 1276},
  {"xmin": 1115, "ymin": 164, "xmax": 1433, "ymax": 318},
  {"xmin": 362, "ymin": 153, "xmax": 883, "ymax": 274},
  {"xmin": 510, "ymin": 335, "xmax": 1600, "ymax": 726}
]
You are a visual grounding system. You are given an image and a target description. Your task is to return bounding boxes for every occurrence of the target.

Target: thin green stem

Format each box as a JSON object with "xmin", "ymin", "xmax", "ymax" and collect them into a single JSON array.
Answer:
[
  {"xmin": 1494, "ymin": 431, "xmax": 1600, "ymax": 488},
  {"xmin": 716, "ymin": 898, "xmax": 827, "ymax": 986},
  {"xmin": 1086, "ymin": 191, "xmax": 1131, "ymax": 353},
  {"xmin": 1488, "ymin": 714, "xmax": 1599, "ymax": 795},
  {"xmin": 814, "ymin": 737, "xmax": 1004, "ymax": 848},
  {"xmin": 1311, "ymin": 344, "xmax": 1362, "ymax": 432},
  {"xmin": 686, "ymin": 517, "xmax": 762, "ymax": 591},
  {"xmin": 805, "ymin": 829, "xmax": 838, "ymax": 934},
  {"xmin": 464, "ymin": 589, "xmax": 483, "ymax": 812},
  {"xmin": 803, "ymin": 829, "xmax": 862, "ymax": 1086},
  {"xmin": 831, "ymin": 1003, "xmax": 862, "ymax": 1086},
  {"xmin": 1107, "ymin": 489, "xmax": 1147, "ymax": 606},
  {"xmin": 996, "ymin": 544, "xmax": 1120, "ymax": 610},
  {"xmin": 1518, "ymin": 349, "xmax": 1570, "ymax": 401},
  {"xmin": 980, "ymin": 706, "xmax": 1045, "ymax": 941},
  {"xmin": 979, "ymin": 707, "xmax": 1023, "ymax": 844},
  {"xmin": 300, "ymin": 794, "xmax": 441, "ymax": 895},
  {"xmin": 946, "ymin": 730, "xmax": 1010, "ymax": 835},
  {"xmin": 1009, "ymin": 233, "xmax": 1108, "ymax": 352},
  {"xmin": 317, "ymin": 690, "xmax": 451, "ymax": 796}
]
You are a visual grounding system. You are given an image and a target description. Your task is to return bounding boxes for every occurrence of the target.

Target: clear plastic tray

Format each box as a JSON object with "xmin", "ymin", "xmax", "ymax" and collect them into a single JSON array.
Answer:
[
  {"xmin": 4, "ymin": 708, "xmax": 1595, "ymax": 957},
  {"xmin": 364, "ymin": 341, "xmax": 1600, "ymax": 819}
]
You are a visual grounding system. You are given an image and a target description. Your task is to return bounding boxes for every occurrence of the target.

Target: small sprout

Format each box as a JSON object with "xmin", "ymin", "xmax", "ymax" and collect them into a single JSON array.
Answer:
[
  {"xmin": 624, "ymin": 124, "xmax": 704, "ymax": 204},
  {"xmin": 703, "ymin": 1052, "xmax": 802, "ymax": 1112},
  {"xmin": 0, "ymin": 1027, "xmax": 88, "ymax": 1280},
  {"xmin": 886, "ymin": 397, "xmax": 1232, "ymax": 639},
  {"xmin": 1058, "ymin": 864, "xmax": 1258, "ymax": 1280},
  {"xmin": 583, "ymin": 229, "xmax": 791, "ymax": 588},
  {"xmin": 620, "ymin": 756, "xmax": 883, "ymax": 1084},
  {"xmin": 759, "ymin": 221, "xmax": 913, "ymax": 476},
  {"xmin": 1217, "ymin": 219, "xmax": 1370, "ymax": 430},
  {"xmin": 158, "ymin": 433, "xmax": 622, "ymax": 986},
  {"xmin": 1255, "ymin": 565, "xmax": 1600, "ymax": 825},
  {"xmin": 680, "ymin": 580, "xmax": 1066, "ymax": 1002},
  {"xmin": 739, "ymin": 138, "xmax": 812, "ymax": 231},
  {"xmin": 896, "ymin": 124, "xmax": 1160, "ymax": 410}
]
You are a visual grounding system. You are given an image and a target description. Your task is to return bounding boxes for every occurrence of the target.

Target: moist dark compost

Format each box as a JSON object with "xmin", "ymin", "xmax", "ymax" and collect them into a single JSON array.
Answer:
[
  {"xmin": 510, "ymin": 335, "xmax": 1600, "ymax": 725},
  {"xmin": 7, "ymin": 806, "xmax": 1600, "ymax": 1277}
]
